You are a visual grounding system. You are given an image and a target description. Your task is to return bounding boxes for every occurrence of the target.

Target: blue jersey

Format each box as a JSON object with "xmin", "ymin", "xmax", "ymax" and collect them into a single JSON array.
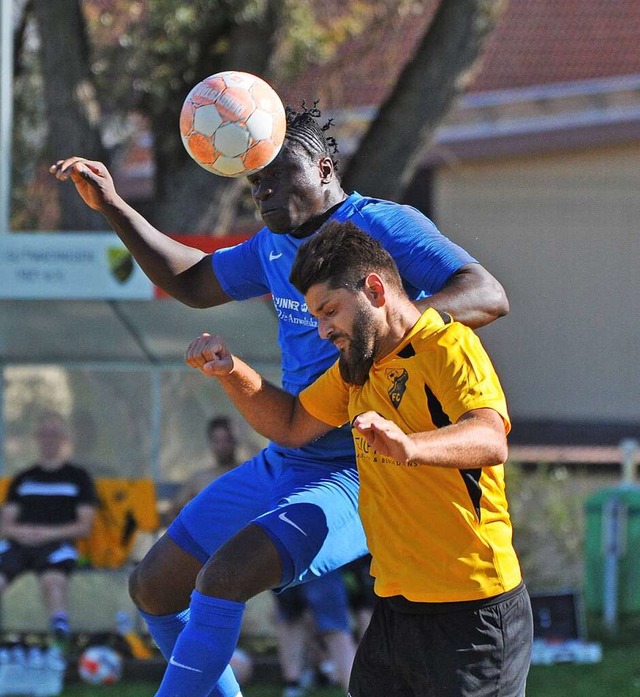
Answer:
[{"xmin": 212, "ymin": 192, "xmax": 475, "ymax": 463}]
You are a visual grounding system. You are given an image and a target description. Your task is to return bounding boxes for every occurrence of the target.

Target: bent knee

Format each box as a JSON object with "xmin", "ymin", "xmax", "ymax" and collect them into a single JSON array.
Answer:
[
  {"xmin": 129, "ymin": 535, "xmax": 203, "ymax": 615},
  {"xmin": 128, "ymin": 564, "xmax": 147, "ymax": 609},
  {"xmin": 128, "ymin": 561, "xmax": 168, "ymax": 614},
  {"xmin": 196, "ymin": 524, "xmax": 283, "ymax": 601}
]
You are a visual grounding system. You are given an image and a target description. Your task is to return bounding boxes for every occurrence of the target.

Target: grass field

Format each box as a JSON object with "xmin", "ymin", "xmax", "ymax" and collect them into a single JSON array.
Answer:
[{"xmin": 59, "ymin": 643, "xmax": 640, "ymax": 697}]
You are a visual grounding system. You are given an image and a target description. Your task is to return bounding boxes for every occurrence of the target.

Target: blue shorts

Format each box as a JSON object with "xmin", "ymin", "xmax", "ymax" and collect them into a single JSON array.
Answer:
[
  {"xmin": 273, "ymin": 569, "xmax": 351, "ymax": 632},
  {"xmin": 168, "ymin": 445, "xmax": 367, "ymax": 588}
]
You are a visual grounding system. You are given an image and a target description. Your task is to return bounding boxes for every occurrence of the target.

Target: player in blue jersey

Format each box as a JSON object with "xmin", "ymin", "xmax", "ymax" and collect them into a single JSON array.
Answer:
[{"xmin": 50, "ymin": 104, "xmax": 508, "ymax": 697}]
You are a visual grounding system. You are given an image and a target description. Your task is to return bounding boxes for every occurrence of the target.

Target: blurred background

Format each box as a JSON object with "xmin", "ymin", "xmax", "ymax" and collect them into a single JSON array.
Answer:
[{"xmin": 1, "ymin": 0, "xmax": 640, "ymax": 692}]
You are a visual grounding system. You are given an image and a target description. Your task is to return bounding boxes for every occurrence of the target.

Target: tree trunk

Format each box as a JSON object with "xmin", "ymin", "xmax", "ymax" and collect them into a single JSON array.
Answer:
[
  {"xmin": 152, "ymin": 1, "xmax": 284, "ymax": 234},
  {"xmin": 342, "ymin": 0, "xmax": 509, "ymax": 202},
  {"xmin": 33, "ymin": 0, "xmax": 107, "ymax": 230}
]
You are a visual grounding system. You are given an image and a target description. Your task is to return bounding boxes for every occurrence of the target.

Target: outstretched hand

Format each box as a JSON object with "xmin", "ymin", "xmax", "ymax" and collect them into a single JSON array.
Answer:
[
  {"xmin": 351, "ymin": 411, "xmax": 415, "ymax": 464},
  {"xmin": 49, "ymin": 157, "xmax": 118, "ymax": 212},
  {"xmin": 185, "ymin": 333, "xmax": 235, "ymax": 377}
]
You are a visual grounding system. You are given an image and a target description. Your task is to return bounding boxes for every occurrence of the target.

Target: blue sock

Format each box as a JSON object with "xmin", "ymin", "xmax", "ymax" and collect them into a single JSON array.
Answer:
[
  {"xmin": 154, "ymin": 591, "xmax": 245, "ymax": 697},
  {"xmin": 138, "ymin": 607, "xmax": 190, "ymax": 661},
  {"xmin": 139, "ymin": 607, "xmax": 240, "ymax": 697},
  {"xmin": 49, "ymin": 611, "xmax": 70, "ymax": 636}
]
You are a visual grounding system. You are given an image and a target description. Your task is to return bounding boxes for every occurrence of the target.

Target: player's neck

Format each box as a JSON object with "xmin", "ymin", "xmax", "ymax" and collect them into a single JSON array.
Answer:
[
  {"xmin": 376, "ymin": 301, "xmax": 422, "ymax": 361},
  {"xmin": 291, "ymin": 192, "xmax": 347, "ymax": 239}
]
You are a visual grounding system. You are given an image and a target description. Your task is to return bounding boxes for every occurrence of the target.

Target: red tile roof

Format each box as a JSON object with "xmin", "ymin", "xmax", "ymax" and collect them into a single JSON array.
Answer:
[
  {"xmin": 283, "ymin": 0, "xmax": 640, "ymax": 109},
  {"xmin": 281, "ymin": 3, "xmax": 435, "ymax": 109},
  {"xmin": 474, "ymin": 0, "xmax": 640, "ymax": 91}
]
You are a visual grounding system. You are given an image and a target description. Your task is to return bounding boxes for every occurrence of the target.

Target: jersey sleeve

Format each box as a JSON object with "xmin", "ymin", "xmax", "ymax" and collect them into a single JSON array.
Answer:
[
  {"xmin": 349, "ymin": 200, "xmax": 476, "ymax": 296},
  {"xmin": 432, "ymin": 327, "xmax": 511, "ymax": 433},
  {"xmin": 299, "ymin": 361, "xmax": 351, "ymax": 428},
  {"xmin": 212, "ymin": 232, "xmax": 271, "ymax": 300}
]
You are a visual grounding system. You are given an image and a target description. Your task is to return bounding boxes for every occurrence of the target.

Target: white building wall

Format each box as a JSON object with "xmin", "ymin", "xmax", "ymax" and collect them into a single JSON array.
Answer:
[{"xmin": 435, "ymin": 143, "xmax": 640, "ymax": 423}]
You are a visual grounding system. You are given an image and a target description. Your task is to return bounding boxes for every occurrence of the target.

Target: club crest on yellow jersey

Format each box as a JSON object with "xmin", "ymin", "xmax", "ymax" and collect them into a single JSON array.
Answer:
[{"xmin": 386, "ymin": 368, "xmax": 409, "ymax": 408}]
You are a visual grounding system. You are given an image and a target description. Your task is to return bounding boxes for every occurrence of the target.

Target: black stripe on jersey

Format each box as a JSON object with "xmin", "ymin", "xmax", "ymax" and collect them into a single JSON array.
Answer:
[
  {"xmin": 424, "ymin": 385, "xmax": 483, "ymax": 521},
  {"xmin": 460, "ymin": 469, "xmax": 483, "ymax": 522},
  {"xmin": 424, "ymin": 385, "xmax": 450, "ymax": 428},
  {"xmin": 397, "ymin": 343, "xmax": 416, "ymax": 358}
]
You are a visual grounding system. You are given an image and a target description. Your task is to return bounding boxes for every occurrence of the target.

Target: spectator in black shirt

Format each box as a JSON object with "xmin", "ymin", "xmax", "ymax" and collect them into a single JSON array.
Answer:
[{"xmin": 0, "ymin": 411, "xmax": 97, "ymax": 649}]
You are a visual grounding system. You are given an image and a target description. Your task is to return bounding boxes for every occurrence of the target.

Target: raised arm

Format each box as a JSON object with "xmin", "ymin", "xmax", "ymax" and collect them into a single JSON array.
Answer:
[
  {"xmin": 50, "ymin": 157, "xmax": 231, "ymax": 308},
  {"xmin": 185, "ymin": 332, "xmax": 332, "ymax": 447},
  {"xmin": 416, "ymin": 263, "xmax": 509, "ymax": 329},
  {"xmin": 352, "ymin": 408, "xmax": 508, "ymax": 468}
]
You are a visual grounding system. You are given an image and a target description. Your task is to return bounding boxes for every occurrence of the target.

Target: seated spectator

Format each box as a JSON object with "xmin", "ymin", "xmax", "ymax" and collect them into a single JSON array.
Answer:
[
  {"xmin": 168, "ymin": 415, "xmax": 255, "ymax": 686},
  {"xmin": 0, "ymin": 411, "xmax": 97, "ymax": 651},
  {"xmin": 167, "ymin": 415, "xmax": 241, "ymax": 521},
  {"xmin": 273, "ymin": 569, "xmax": 357, "ymax": 697}
]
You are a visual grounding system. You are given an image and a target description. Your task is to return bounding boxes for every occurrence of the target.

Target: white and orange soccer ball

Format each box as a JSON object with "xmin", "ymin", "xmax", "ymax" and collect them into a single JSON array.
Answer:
[
  {"xmin": 230, "ymin": 647, "xmax": 254, "ymax": 685},
  {"xmin": 179, "ymin": 71, "xmax": 286, "ymax": 178},
  {"xmin": 77, "ymin": 645, "xmax": 123, "ymax": 685}
]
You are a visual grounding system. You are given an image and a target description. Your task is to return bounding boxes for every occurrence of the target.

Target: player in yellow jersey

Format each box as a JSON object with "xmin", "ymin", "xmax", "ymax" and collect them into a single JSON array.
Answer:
[{"xmin": 184, "ymin": 221, "xmax": 532, "ymax": 697}]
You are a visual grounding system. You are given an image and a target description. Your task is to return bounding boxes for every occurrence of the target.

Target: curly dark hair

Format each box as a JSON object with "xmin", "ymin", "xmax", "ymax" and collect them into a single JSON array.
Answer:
[{"xmin": 284, "ymin": 100, "xmax": 340, "ymax": 171}]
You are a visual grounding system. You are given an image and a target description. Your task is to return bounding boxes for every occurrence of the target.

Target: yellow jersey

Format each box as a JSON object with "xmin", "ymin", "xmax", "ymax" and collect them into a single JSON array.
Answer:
[{"xmin": 299, "ymin": 308, "xmax": 521, "ymax": 603}]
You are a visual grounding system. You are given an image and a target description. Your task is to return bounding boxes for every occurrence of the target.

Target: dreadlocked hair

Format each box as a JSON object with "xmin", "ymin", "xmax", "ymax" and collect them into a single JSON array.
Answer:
[{"xmin": 284, "ymin": 100, "xmax": 340, "ymax": 170}]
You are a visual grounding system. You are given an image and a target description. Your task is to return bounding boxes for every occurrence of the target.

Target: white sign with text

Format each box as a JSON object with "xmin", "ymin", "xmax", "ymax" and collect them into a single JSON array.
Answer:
[{"xmin": 0, "ymin": 233, "xmax": 153, "ymax": 299}]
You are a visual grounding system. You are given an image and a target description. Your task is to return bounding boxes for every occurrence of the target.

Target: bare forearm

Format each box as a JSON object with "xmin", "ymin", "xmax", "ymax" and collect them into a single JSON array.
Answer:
[
  {"xmin": 185, "ymin": 333, "xmax": 332, "ymax": 445},
  {"xmin": 217, "ymin": 359, "xmax": 309, "ymax": 447},
  {"xmin": 3, "ymin": 519, "xmax": 93, "ymax": 545},
  {"xmin": 100, "ymin": 198, "xmax": 220, "ymax": 307},
  {"xmin": 406, "ymin": 419, "xmax": 508, "ymax": 468},
  {"xmin": 416, "ymin": 263, "xmax": 509, "ymax": 329},
  {"xmin": 103, "ymin": 197, "xmax": 203, "ymax": 273},
  {"xmin": 48, "ymin": 519, "xmax": 94, "ymax": 540},
  {"xmin": 51, "ymin": 157, "xmax": 225, "ymax": 307},
  {"xmin": 353, "ymin": 408, "xmax": 507, "ymax": 468}
]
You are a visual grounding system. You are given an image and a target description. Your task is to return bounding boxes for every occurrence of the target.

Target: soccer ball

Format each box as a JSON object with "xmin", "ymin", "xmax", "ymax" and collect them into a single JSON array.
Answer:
[
  {"xmin": 179, "ymin": 71, "xmax": 286, "ymax": 178},
  {"xmin": 230, "ymin": 647, "xmax": 254, "ymax": 685},
  {"xmin": 77, "ymin": 645, "xmax": 123, "ymax": 685}
]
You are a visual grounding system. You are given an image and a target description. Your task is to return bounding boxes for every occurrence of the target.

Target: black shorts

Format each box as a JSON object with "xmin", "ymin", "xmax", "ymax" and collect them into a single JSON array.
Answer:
[
  {"xmin": 273, "ymin": 583, "xmax": 307, "ymax": 620},
  {"xmin": 272, "ymin": 570, "xmax": 351, "ymax": 632},
  {"xmin": 348, "ymin": 583, "xmax": 532, "ymax": 697},
  {"xmin": 0, "ymin": 539, "xmax": 79, "ymax": 581}
]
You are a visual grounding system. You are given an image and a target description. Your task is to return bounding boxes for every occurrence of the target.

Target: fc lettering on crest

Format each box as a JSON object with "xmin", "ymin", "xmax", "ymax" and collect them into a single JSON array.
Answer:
[{"xmin": 386, "ymin": 368, "xmax": 408, "ymax": 409}]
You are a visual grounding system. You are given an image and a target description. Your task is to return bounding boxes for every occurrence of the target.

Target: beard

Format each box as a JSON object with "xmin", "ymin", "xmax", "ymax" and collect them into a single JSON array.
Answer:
[{"xmin": 337, "ymin": 305, "xmax": 377, "ymax": 386}]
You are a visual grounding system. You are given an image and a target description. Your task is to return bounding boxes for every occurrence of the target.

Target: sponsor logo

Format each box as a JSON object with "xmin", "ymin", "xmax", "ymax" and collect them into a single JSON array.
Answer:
[
  {"xmin": 269, "ymin": 251, "xmax": 283, "ymax": 261},
  {"xmin": 272, "ymin": 295, "xmax": 317, "ymax": 327},
  {"xmin": 278, "ymin": 511, "xmax": 308, "ymax": 536},
  {"xmin": 169, "ymin": 656, "xmax": 203, "ymax": 673}
]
